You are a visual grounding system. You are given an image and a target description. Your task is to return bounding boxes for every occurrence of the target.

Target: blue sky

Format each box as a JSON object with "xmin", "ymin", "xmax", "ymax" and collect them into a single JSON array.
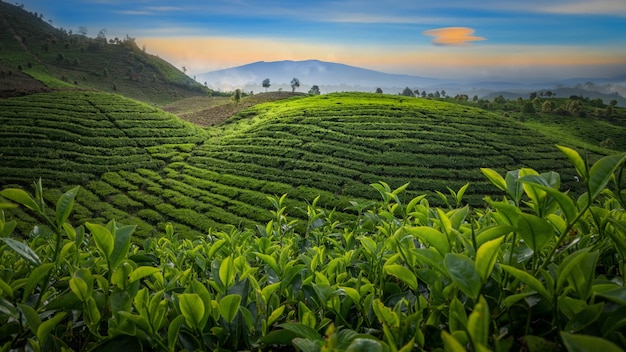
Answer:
[{"xmin": 17, "ymin": 0, "xmax": 626, "ymax": 82}]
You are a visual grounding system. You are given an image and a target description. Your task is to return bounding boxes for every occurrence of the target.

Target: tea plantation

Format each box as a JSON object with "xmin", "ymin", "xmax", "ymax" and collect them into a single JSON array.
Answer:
[
  {"xmin": 1, "ymin": 91, "xmax": 607, "ymax": 240},
  {"xmin": 0, "ymin": 146, "xmax": 625, "ymax": 351}
]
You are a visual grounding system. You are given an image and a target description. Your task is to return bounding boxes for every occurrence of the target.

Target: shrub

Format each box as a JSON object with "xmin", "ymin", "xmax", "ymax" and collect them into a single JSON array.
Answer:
[{"xmin": 0, "ymin": 146, "xmax": 624, "ymax": 351}]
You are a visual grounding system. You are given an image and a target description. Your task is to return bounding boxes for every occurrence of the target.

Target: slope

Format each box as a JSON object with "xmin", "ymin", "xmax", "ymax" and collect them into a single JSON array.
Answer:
[
  {"xmin": 190, "ymin": 93, "xmax": 584, "ymax": 204},
  {"xmin": 0, "ymin": 1, "xmax": 207, "ymax": 104},
  {"xmin": 3, "ymin": 91, "xmax": 620, "ymax": 239},
  {"xmin": 0, "ymin": 90, "xmax": 206, "ymax": 186}
]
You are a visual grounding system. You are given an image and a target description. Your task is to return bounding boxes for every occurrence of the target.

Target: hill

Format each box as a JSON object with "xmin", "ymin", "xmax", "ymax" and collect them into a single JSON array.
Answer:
[
  {"xmin": 5, "ymin": 91, "xmax": 621, "ymax": 239},
  {"xmin": 0, "ymin": 1, "xmax": 207, "ymax": 104},
  {"xmin": 0, "ymin": 91, "xmax": 206, "ymax": 186},
  {"xmin": 162, "ymin": 91, "xmax": 305, "ymax": 127}
]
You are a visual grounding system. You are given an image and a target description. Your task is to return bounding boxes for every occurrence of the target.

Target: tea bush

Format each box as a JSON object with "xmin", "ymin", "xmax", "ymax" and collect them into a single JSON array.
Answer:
[{"xmin": 0, "ymin": 146, "xmax": 625, "ymax": 351}]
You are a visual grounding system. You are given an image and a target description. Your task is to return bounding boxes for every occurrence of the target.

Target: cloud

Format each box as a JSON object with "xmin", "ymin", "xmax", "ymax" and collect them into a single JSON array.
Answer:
[
  {"xmin": 423, "ymin": 27, "xmax": 486, "ymax": 46},
  {"xmin": 538, "ymin": 0, "xmax": 626, "ymax": 16}
]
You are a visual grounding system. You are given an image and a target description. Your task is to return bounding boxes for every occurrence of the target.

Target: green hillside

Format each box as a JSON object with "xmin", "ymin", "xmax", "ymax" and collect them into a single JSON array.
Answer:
[
  {"xmin": 0, "ymin": 1, "xmax": 207, "ymax": 104},
  {"xmin": 0, "ymin": 91, "xmax": 206, "ymax": 184},
  {"xmin": 5, "ymin": 91, "xmax": 621, "ymax": 239}
]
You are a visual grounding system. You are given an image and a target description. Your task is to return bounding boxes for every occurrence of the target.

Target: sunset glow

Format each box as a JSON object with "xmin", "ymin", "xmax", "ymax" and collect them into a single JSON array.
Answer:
[{"xmin": 18, "ymin": 0, "xmax": 626, "ymax": 82}]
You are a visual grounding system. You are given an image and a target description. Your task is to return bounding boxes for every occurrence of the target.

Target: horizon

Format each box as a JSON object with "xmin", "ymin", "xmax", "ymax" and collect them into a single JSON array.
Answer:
[{"xmin": 13, "ymin": 0, "xmax": 626, "ymax": 83}]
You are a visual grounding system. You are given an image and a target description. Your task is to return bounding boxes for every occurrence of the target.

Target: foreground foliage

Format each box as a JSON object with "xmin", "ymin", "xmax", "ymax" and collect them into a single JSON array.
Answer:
[{"xmin": 1, "ymin": 146, "xmax": 625, "ymax": 351}]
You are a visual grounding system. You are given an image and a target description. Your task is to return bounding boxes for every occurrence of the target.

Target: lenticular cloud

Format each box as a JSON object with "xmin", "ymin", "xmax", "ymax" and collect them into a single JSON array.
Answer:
[{"xmin": 423, "ymin": 27, "xmax": 486, "ymax": 46}]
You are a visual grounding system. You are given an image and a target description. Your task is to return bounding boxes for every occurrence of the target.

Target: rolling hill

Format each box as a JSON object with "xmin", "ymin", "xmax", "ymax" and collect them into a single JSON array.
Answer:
[
  {"xmin": 1, "ymin": 1, "xmax": 625, "ymax": 240},
  {"xmin": 0, "ymin": 1, "xmax": 207, "ymax": 104},
  {"xmin": 5, "ymin": 90, "xmax": 621, "ymax": 239}
]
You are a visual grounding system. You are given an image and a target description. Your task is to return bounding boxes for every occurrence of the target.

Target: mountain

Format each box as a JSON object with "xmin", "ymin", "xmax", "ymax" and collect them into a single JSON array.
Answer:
[
  {"xmin": 0, "ymin": 1, "xmax": 208, "ymax": 104},
  {"xmin": 198, "ymin": 60, "xmax": 626, "ymax": 105},
  {"xmin": 196, "ymin": 59, "xmax": 448, "ymax": 94}
]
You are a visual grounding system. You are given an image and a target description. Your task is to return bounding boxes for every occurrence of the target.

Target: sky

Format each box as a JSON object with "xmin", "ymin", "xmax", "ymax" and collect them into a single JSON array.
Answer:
[{"xmin": 16, "ymin": 0, "xmax": 626, "ymax": 82}]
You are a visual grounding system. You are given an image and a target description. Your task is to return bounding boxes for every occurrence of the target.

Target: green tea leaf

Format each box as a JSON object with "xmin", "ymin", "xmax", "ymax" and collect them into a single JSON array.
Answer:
[
  {"xmin": 444, "ymin": 253, "xmax": 481, "ymax": 300},
  {"xmin": 23, "ymin": 262, "xmax": 54, "ymax": 302},
  {"xmin": 501, "ymin": 264, "xmax": 550, "ymax": 300},
  {"xmin": 441, "ymin": 331, "xmax": 466, "ymax": 352},
  {"xmin": 0, "ymin": 237, "xmax": 41, "ymax": 266},
  {"xmin": 18, "ymin": 303, "xmax": 41, "ymax": 332},
  {"xmin": 560, "ymin": 332, "xmax": 623, "ymax": 352},
  {"xmin": 557, "ymin": 145, "xmax": 587, "ymax": 180},
  {"xmin": 128, "ymin": 266, "xmax": 160, "ymax": 285},
  {"xmin": 86, "ymin": 222, "xmax": 114, "ymax": 260},
  {"xmin": 505, "ymin": 169, "xmax": 525, "ymax": 204},
  {"xmin": 168, "ymin": 315, "xmax": 184, "ymax": 351},
  {"xmin": 219, "ymin": 256, "xmax": 236, "ymax": 289},
  {"xmin": 110, "ymin": 225, "xmax": 135, "ymax": 270},
  {"xmin": 338, "ymin": 286, "xmax": 361, "ymax": 304},
  {"xmin": 557, "ymin": 248, "xmax": 592, "ymax": 295},
  {"xmin": 0, "ymin": 189, "xmax": 40, "ymax": 212},
  {"xmin": 521, "ymin": 176, "xmax": 578, "ymax": 223},
  {"xmin": 218, "ymin": 294, "xmax": 241, "ymax": 323},
  {"xmin": 467, "ymin": 296, "xmax": 490, "ymax": 347},
  {"xmin": 449, "ymin": 297, "xmax": 468, "ymax": 332},
  {"xmin": 0, "ymin": 277, "xmax": 13, "ymax": 298},
  {"xmin": 267, "ymin": 305, "xmax": 285, "ymax": 327},
  {"xmin": 475, "ymin": 225, "xmax": 515, "ymax": 248},
  {"xmin": 36, "ymin": 311, "xmax": 67, "ymax": 344},
  {"xmin": 1, "ymin": 219, "xmax": 17, "ymax": 237},
  {"xmin": 597, "ymin": 286, "xmax": 626, "ymax": 305},
  {"xmin": 475, "ymin": 236, "xmax": 504, "ymax": 284},
  {"xmin": 564, "ymin": 303, "xmax": 604, "ymax": 333},
  {"xmin": 480, "ymin": 168, "xmax": 507, "ymax": 192},
  {"xmin": 517, "ymin": 213, "xmax": 554, "ymax": 252},
  {"xmin": 588, "ymin": 152, "xmax": 626, "ymax": 200},
  {"xmin": 277, "ymin": 322, "xmax": 321, "ymax": 341},
  {"xmin": 254, "ymin": 252, "xmax": 280, "ymax": 274},
  {"xmin": 407, "ymin": 226, "xmax": 450, "ymax": 256},
  {"xmin": 70, "ymin": 277, "xmax": 90, "ymax": 302},
  {"xmin": 178, "ymin": 293, "xmax": 204, "ymax": 329},
  {"xmin": 384, "ymin": 264, "xmax": 417, "ymax": 291},
  {"xmin": 55, "ymin": 186, "xmax": 79, "ymax": 228}
]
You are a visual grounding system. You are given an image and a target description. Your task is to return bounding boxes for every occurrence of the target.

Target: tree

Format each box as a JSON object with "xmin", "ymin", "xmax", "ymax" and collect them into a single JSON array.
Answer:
[
  {"xmin": 78, "ymin": 26, "xmax": 87, "ymax": 36},
  {"xmin": 440, "ymin": 89, "xmax": 446, "ymax": 97},
  {"xmin": 375, "ymin": 87, "xmax": 383, "ymax": 94},
  {"xmin": 308, "ymin": 85, "xmax": 320, "ymax": 95},
  {"xmin": 97, "ymin": 28, "xmax": 107, "ymax": 42},
  {"xmin": 413, "ymin": 89, "xmax": 420, "ymax": 96},
  {"xmin": 522, "ymin": 101, "xmax": 535, "ymax": 114},
  {"xmin": 262, "ymin": 78, "xmax": 271, "ymax": 92},
  {"xmin": 541, "ymin": 100, "xmax": 554, "ymax": 113},
  {"xmin": 401, "ymin": 87, "xmax": 415, "ymax": 97},
  {"xmin": 232, "ymin": 89, "xmax": 241, "ymax": 104},
  {"xmin": 291, "ymin": 77, "xmax": 300, "ymax": 92}
]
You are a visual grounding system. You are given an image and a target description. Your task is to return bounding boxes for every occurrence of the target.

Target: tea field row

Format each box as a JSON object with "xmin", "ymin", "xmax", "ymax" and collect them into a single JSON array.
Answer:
[{"xmin": 0, "ymin": 91, "xmax": 595, "ymax": 238}]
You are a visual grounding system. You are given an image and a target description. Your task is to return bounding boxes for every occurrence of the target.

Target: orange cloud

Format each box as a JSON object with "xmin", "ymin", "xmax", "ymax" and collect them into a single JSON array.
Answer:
[{"xmin": 423, "ymin": 27, "xmax": 486, "ymax": 46}]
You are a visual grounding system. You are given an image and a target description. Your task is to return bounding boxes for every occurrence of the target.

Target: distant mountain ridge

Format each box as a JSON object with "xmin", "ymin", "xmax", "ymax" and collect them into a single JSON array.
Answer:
[
  {"xmin": 198, "ymin": 60, "xmax": 626, "ymax": 103},
  {"xmin": 196, "ymin": 59, "xmax": 448, "ymax": 93}
]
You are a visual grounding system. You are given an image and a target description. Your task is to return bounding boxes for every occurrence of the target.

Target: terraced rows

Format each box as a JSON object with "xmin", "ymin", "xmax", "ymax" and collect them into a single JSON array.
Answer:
[
  {"xmin": 187, "ymin": 93, "xmax": 578, "ymax": 206},
  {"xmin": 1, "ymin": 91, "xmax": 585, "ymax": 239},
  {"xmin": 0, "ymin": 91, "xmax": 206, "ymax": 185}
]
